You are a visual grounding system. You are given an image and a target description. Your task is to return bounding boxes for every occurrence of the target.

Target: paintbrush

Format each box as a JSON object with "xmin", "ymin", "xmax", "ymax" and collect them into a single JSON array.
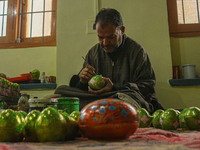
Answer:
[{"xmin": 82, "ymin": 56, "xmax": 97, "ymax": 75}]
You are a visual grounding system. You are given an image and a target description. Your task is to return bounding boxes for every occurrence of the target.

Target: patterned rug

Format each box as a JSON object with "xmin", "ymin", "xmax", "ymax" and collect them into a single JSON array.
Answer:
[{"xmin": 0, "ymin": 128, "xmax": 199, "ymax": 150}]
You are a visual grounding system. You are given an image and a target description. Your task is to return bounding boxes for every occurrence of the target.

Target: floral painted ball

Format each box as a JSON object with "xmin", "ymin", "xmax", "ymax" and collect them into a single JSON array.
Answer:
[
  {"xmin": 160, "ymin": 108, "xmax": 180, "ymax": 130},
  {"xmin": 78, "ymin": 98, "xmax": 139, "ymax": 140},
  {"xmin": 183, "ymin": 107, "xmax": 200, "ymax": 130},
  {"xmin": 152, "ymin": 109, "xmax": 164, "ymax": 129},
  {"xmin": 88, "ymin": 75, "xmax": 105, "ymax": 90},
  {"xmin": 179, "ymin": 108, "xmax": 190, "ymax": 130},
  {"xmin": 137, "ymin": 108, "xmax": 153, "ymax": 128}
]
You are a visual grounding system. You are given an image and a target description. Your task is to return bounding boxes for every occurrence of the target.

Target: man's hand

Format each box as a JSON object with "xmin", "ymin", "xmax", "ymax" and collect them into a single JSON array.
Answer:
[
  {"xmin": 79, "ymin": 64, "xmax": 95, "ymax": 84},
  {"xmin": 88, "ymin": 77, "xmax": 113, "ymax": 94}
]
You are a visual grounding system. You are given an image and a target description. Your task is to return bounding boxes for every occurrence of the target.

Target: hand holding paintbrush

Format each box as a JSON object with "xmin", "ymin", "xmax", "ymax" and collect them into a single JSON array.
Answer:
[
  {"xmin": 82, "ymin": 56, "xmax": 97, "ymax": 75},
  {"xmin": 81, "ymin": 56, "xmax": 113, "ymax": 94},
  {"xmin": 78, "ymin": 56, "xmax": 97, "ymax": 84}
]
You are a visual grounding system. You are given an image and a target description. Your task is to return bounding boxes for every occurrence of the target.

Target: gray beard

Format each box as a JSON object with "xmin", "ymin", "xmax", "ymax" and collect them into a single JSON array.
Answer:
[{"xmin": 102, "ymin": 42, "xmax": 122, "ymax": 53}]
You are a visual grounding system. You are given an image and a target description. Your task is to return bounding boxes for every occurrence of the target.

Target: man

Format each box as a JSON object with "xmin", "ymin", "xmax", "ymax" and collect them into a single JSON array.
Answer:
[{"xmin": 56, "ymin": 8, "xmax": 163, "ymax": 114}]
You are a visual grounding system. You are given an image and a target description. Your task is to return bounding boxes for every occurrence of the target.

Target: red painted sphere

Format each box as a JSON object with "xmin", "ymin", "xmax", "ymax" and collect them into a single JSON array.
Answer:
[{"xmin": 78, "ymin": 98, "xmax": 139, "ymax": 140}]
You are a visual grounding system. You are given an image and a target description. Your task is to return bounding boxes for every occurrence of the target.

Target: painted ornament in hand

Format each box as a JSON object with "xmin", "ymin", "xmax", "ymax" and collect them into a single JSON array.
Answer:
[
  {"xmin": 78, "ymin": 98, "xmax": 139, "ymax": 140},
  {"xmin": 88, "ymin": 75, "xmax": 105, "ymax": 90}
]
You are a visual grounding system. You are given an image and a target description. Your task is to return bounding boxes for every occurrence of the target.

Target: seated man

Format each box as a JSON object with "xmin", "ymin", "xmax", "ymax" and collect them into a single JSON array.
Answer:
[{"xmin": 55, "ymin": 8, "xmax": 164, "ymax": 114}]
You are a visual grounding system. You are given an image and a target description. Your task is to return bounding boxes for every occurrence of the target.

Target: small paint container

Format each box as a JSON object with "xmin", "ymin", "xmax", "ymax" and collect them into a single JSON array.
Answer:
[
  {"xmin": 55, "ymin": 97, "xmax": 79, "ymax": 114},
  {"xmin": 28, "ymin": 98, "xmax": 51, "ymax": 112},
  {"xmin": 182, "ymin": 64, "xmax": 196, "ymax": 79}
]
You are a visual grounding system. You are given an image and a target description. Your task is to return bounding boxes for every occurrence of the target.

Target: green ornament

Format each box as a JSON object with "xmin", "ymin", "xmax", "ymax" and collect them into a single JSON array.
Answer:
[
  {"xmin": 16, "ymin": 111, "xmax": 26, "ymax": 125},
  {"xmin": 184, "ymin": 107, "xmax": 200, "ymax": 130},
  {"xmin": 137, "ymin": 108, "xmax": 153, "ymax": 128},
  {"xmin": 69, "ymin": 111, "xmax": 80, "ymax": 121},
  {"xmin": 0, "ymin": 109, "xmax": 24, "ymax": 142},
  {"xmin": 160, "ymin": 108, "xmax": 180, "ymax": 130},
  {"xmin": 88, "ymin": 75, "xmax": 105, "ymax": 90},
  {"xmin": 58, "ymin": 109, "xmax": 69, "ymax": 119},
  {"xmin": 19, "ymin": 111, "xmax": 27, "ymax": 118},
  {"xmin": 152, "ymin": 109, "xmax": 164, "ymax": 129},
  {"xmin": 23, "ymin": 110, "xmax": 41, "ymax": 142},
  {"xmin": 179, "ymin": 108, "xmax": 189, "ymax": 130},
  {"xmin": 35, "ymin": 107, "xmax": 67, "ymax": 142},
  {"xmin": 31, "ymin": 69, "xmax": 40, "ymax": 79}
]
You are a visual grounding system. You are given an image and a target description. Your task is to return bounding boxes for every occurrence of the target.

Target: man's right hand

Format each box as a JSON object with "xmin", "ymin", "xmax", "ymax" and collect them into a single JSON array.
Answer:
[{"xmin": 79, "ymin": 64, "xmax": 96, "ymax": 84}]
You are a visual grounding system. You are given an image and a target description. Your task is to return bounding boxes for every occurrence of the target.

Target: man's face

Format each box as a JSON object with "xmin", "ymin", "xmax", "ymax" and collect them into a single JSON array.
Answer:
[{"xmin": 96, "ymin": 22, "xmax": 125, "ymax": 53}]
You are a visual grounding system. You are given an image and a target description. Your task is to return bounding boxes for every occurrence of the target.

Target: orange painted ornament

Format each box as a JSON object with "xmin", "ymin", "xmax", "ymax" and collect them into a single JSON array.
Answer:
[{"xmin": 78, "ymin": 98, "xmax": 139, "ymax": 140}]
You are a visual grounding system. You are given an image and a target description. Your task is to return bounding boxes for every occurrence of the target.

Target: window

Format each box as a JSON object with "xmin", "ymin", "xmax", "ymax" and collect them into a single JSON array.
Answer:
[
  {"xmin": 0, "ymin": 0, "xmax": 56, "ymax": 48},
  {"xmin": 0, "ymin": 0, "xmax": 7, "ymax": 37},
  {"xmin": 167, "ymin": 0, "xmax": 200, "ymax": 37}
]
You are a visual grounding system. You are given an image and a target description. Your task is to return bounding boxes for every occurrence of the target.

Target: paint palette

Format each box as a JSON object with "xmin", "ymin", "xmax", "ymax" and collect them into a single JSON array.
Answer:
[{"xmin": 78, "ymin": 98, "xmax": 139, "ymax": 140}]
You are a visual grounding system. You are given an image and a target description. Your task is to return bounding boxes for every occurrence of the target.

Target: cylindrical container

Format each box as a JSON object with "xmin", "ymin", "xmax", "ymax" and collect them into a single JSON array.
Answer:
[
  {"xmin": 28, "ymin": 98, "xmax": 50, "ymax": 112},
  {"xmin": 40, "ymin": 72, "xmax": 46, "ymax": 83},
  {"xmin": 182, "ymin": 64, "xmax": 196, "ymax": 79},
  {"xmin": 172, "ymin": 65, "xmax": 180, "ymax": 79},
  {"xmin": 46, "ymin": 98, "xmax": 58, "ymax": 108},
  {"xmin": 56, "ymin": 97, "xmax": 79, "ymax": 114}
]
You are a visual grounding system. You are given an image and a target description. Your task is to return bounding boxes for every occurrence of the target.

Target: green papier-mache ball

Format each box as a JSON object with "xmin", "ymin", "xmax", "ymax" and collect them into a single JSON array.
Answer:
[
  {"xmin": 137, "ymin": 108, "xmax": 153, "ymax": 128},
  {"xmin": 160, "ymin": 108, "xmax": 180, "ymax": 130},
  {"xmin": 88, "ymin": 75, "xmax": 105, "ymax": 90},
  {"xmin": 152, "ymin": 109, "xmax": 164, "ymax": 129}
]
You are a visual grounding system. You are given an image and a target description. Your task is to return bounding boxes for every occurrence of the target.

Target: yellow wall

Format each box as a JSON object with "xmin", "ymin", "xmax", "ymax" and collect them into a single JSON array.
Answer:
[
  {"xmin": 170, "ymin": 37, "xmax": 200, "ymax": 78},
  {"xmin": 0, "ymin": 47, "xmax": 56, "ymax": 78},
  {"xmin": 166, "ymin": 37, "xmax": 200, "ymax": 109}
]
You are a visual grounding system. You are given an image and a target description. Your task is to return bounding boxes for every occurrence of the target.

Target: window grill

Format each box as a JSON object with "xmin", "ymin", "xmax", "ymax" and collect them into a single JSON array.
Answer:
[
  {"xmin": 177, "ymin": 0, "xmax": 200, "ymax": 24},
  {"xmin": 18, "ymin": 0, "xmax": 56, "ymax": 43},
  {"xmin": 0, "ymin": 0, "xmax": 7, "ymax": 37}
]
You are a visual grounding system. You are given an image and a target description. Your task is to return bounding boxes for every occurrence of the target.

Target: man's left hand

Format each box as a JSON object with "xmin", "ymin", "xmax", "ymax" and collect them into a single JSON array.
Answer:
[{"xmin": 88, "ymin": 77, "xmax": 113, "ymax": 94}]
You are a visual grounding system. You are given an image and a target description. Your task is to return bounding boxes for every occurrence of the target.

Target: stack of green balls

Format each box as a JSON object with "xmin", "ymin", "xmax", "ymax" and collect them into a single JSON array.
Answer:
[{"xmin": 0, "ymin": 107, "xmax": 81, "ymax": 142}]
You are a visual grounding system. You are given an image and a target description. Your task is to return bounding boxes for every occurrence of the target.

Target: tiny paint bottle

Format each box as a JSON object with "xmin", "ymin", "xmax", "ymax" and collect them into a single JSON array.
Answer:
[{"xmin": 41, "ymin": 72, "xmax": 45, "ymax": 83}]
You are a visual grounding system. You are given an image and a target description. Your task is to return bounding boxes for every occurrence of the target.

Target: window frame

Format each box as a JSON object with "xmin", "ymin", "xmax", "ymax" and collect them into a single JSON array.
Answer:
[
  {"xmin": 167, "ymin": 0, "xmax": 200, "ymax": 37},
  {"xmin": 0, "ymin": 0, "xmax": 56, "ymax": 49},
  {"xmin": 0, "ymin": 0, "xmax": 17, "ymax": 44}
]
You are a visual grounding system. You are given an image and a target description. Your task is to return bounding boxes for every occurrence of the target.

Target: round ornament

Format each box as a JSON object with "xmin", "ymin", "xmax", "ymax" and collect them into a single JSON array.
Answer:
[
  {"xmin": 160, "ymin": 108, "xmax": 180, "ymax": 130},
  {"xmin": 184, "ymin": 107, "xmax": 200, "ymax": 130},
  {"xmin": 35, "ymin": 107, "xmax": 67, "ymax": 142},
  {"xmin": 88, "ymin": 75, "xmax": 105, "ymax": 90},
  {"xmin": 0, "ymin": 109, "xmax": 24, "ymax": 142},
  {"xmin": 152, "ymin": 109, "xmax": 164, "ymax": 129},
  {"xmin": 179, "ymin": 108, "xmax": 189, "ymax": 130},
  {"xmin": 24, "ymin": 110, "xmax": 41, "ymax": 142},
  {"xmin": 78, "ymin": 98, "xmax": 139, "ymax": 140},
  {"xmin": 137, "ymin": 108, "xmax": 153, "ymax": 128}
]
